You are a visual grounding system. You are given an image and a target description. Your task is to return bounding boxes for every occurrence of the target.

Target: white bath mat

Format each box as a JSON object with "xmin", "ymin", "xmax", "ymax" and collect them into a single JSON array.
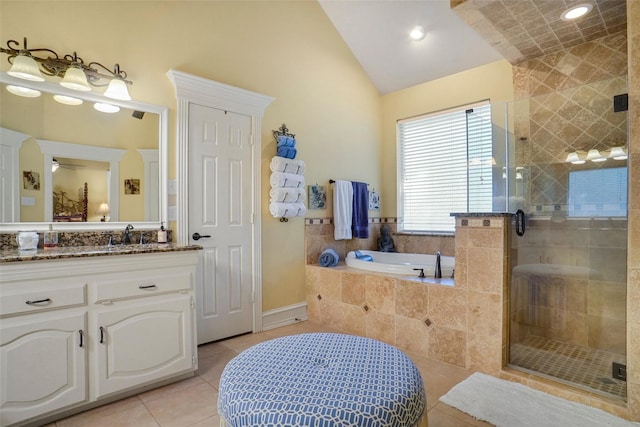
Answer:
[{"xmin": 440, "ymin": 372, "xmax": 640, "ymax": 427}]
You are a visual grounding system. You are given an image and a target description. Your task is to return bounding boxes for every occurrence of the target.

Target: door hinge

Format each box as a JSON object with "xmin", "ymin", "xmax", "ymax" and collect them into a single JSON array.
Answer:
[
  {"xmin": 192, "ymin": 355, "xmax": 197, "ymax": 366},
  {"xmin": 249, "ymin": 133, "xmax": 254, "ymax": 145},
  {"xmin": 251, "ymin": 290, "xmax": 255, "ymax": 303},
  {"xmin": 190, "ymin": 297, "xmax": 195, "ymax": 309}
]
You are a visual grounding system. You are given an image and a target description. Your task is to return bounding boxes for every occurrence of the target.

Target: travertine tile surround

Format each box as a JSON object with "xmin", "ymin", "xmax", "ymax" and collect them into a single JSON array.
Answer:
[
  {"xmin": 625, "ymin": 0, "xmax": 639, "ymax": 421},
  {"xmin": 306, "ymin": 216, "xmax": 508, "ymax": 377},
  {"xmin": 306, "ymin": 213, "xmax": 633, "ymax": 418}
]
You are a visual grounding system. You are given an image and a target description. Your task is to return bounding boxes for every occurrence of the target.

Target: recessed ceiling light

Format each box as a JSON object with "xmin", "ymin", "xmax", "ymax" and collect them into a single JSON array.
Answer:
[
  {"xmin": 409, "ymin": 25, "xmax": 426, "ymax": 41},
  {"xmin": 561, "ymin": 3, "xmax": 593, "ymax": 21}
]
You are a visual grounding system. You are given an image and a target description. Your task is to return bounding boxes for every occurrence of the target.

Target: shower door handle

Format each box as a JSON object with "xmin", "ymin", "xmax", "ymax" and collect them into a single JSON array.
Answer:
[{"xmin": 515, "ymin": 209, "xmax": 526, "ymax": 236}]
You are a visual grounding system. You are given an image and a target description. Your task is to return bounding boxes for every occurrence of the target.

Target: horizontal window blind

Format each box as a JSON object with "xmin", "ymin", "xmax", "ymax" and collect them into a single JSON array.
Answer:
[{"xmin": 398, "ymin": 102, "xmax": 493, "ymax": 233}]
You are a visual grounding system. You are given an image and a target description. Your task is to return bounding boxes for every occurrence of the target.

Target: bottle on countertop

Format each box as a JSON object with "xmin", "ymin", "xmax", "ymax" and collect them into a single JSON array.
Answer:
[{"xmin": 158, "ymin": 222, "xmax": 167, "ymax": 244}]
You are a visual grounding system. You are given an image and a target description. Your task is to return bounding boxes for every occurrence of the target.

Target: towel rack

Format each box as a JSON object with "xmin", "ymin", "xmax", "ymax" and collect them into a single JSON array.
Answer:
[
  {"xmin": 273, "ymin": 123, "xmax": 295, "ymax": 140},
  {"xmin": 329, "ymin": 180, "xmax": 372, "ymax": 187}
]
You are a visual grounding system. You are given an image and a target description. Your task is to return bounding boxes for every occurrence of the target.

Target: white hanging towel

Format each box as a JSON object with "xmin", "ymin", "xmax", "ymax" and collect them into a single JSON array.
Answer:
[
  {"xmin": 270, "ymin": 172, "xmax": 305, "ymax": 188},
  {"xmin": 269, "ymin": 202, "xmax": 307, "ymax": 218},
  {"xmin": 270, "ymin": 187, "xmax": 306, "ymax": 203},
  {"xmin": 270, "ymin": 157, "xmax": 306, "ymax": 175},
  {"xmin": 333, "ymin": 180, "xmax": 353, "ymax": 240}
]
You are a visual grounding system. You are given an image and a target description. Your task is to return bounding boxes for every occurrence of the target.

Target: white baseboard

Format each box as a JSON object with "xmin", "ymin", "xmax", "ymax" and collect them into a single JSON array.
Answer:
[{"xmin": 262, "ymin": 302, "xmax": 308, "ymax": 331}]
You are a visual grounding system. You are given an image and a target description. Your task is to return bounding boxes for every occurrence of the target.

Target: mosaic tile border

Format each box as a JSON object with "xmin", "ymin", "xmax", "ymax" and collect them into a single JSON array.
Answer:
[{"xmin": 305, "ymin": 217, "xmax": 398, "ymax": 225}]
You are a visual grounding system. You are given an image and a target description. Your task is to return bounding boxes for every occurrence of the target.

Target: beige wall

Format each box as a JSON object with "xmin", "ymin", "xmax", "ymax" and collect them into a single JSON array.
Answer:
[
  {"xmin": 379, "ymin": 60, "xmax": 515, "ymax": 217},
  {"xmin": 0, "ymin": 1, "xmax": 382, "ymax": 311}
]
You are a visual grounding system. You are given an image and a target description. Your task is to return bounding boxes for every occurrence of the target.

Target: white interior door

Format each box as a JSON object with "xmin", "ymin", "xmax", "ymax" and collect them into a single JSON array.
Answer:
[{"xmin": 189, "ymin": 104, "xmax": 254, "ymax": 344}]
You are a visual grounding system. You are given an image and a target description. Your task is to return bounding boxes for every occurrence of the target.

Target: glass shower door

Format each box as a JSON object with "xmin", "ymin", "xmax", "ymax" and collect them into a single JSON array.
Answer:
[{"xmin": 507, "ymin": 77, "xmax": 628, "ymax": 400}]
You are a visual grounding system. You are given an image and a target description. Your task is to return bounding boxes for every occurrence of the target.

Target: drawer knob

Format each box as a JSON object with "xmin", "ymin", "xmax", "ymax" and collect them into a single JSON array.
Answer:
[
  {"xmin": 139, "ymin": 284, "xmax": 157, "ymax": 290},
  {"xmin": 26, "ymin": 298, "xmax": 52, "ymax": 306}
]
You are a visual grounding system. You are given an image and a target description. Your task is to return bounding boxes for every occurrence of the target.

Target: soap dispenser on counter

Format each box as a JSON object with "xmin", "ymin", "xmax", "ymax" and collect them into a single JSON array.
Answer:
[{"xmin": 158, "ymin": 223, "xmax": 167, "ymax": 244}]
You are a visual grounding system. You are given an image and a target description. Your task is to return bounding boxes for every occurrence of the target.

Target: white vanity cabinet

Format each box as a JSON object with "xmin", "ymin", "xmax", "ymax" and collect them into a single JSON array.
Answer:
[
  {"xmin": 0, "ymin": 310, "xmax": 88, "ymax": 427},
  {"xmin": 0, "ymin": 249, "xmax": 200, "ymax": 427}
]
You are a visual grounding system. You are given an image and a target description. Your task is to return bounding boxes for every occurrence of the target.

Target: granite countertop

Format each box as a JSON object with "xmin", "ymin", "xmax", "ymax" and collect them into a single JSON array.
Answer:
[{"xmin": 0, "ymin": 243, "xmax": 202, "ymax": 263}]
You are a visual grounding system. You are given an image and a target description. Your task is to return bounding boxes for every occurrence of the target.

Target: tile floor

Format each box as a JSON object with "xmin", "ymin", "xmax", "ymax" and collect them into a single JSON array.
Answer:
[
  {"xmin": 50, "ymin": 321, "xmax": 491, "ymax": 427},
  {"xmin": 510, "ymin": 336, "xmax": 627, "ymax": 400}
]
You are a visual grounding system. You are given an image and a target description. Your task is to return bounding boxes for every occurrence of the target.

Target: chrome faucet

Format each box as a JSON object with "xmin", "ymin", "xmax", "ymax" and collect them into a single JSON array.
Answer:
[
  {"xmin": 435, "ymin": 251, "xmax": 442, "ymax": 279},
  {"xmin": 123, "ymin": 224, "xmax": 134, "ymax": 245}
]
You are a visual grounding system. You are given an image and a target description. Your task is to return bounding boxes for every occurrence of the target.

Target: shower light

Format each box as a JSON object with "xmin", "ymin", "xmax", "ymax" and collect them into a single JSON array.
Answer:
[{"xmin": 561, "ymin": 3, "xmax": 592, "ymax": 21}]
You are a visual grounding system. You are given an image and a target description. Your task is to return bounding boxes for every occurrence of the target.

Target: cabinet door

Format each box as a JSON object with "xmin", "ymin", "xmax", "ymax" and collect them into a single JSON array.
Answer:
[
  {"xmin": 0, "ymin": 312, "xmax": 87, "ymax": 426},
  {"xmin": 93, "ymin": 294, "xmax": 194, "ymax": 399}
]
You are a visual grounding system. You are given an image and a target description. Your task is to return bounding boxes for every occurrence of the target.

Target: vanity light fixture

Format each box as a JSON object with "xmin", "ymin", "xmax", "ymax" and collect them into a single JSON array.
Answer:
[
  {"xmin": 409, "ymin": 25, "xmax": 426, "ymax": 41},
  {"xmin": 565, "ymin": 152, "xmax": 585, "ymax": 164},
  {"xmin": 586, "ymin": 148, "xmax": 606, "ymax": 162},
  {"xmin": 609, "ymin": 146, "xmax": 628, "ymax": 160},
  {"xmin": 1, "ymin": 37, "xmax": 133, "ymax": 100},
  {"xmin": 561, "ymin": 3, "xmax": 593, "ymax": 21}
]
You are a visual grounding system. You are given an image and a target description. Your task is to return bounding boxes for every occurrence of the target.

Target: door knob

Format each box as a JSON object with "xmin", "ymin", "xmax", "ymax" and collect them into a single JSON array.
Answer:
[{"xmin": 192, "ymin": 232, "xmax": 212, "ymax": 241}]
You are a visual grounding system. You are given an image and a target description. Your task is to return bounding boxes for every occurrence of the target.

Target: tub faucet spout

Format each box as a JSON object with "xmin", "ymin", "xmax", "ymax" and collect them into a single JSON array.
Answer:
[{"xmin": 435, "ymin": 251, "xmax": 442, "ymax": 279}]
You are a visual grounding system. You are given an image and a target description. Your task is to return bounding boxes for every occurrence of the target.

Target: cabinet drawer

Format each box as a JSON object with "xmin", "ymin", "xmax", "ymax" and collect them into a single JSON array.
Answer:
[
  {"xmin": 93, "ymin": 269, "xmax": 192, "ymax": 303},
  {"xmin": 1, "ymin": 282, "xmax": 86, "ymax": 317}
]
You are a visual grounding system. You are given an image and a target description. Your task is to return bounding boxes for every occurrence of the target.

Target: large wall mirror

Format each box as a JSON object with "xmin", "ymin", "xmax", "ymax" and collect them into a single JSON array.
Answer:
[{"xmin": 0, "ymin": 72, "xmax": 168, "ymax": 231}]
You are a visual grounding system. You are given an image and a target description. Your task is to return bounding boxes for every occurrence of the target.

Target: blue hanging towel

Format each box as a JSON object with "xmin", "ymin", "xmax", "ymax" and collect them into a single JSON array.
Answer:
[{"xmin": 351, "ymin": 181, "xmax": 369, "ymax": 239}]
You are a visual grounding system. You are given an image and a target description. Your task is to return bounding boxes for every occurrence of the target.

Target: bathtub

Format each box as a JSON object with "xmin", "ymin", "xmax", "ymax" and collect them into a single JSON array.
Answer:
[{"xmin": 345, "ymin": 250, "xmax": 455, "ymax": 278}]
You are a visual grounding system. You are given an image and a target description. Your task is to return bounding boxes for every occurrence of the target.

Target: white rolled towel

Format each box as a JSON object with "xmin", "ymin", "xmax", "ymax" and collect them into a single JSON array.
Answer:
[
  {"xmin": 270, "ymin": 187, "xmax": 306, "ymax": 203},
  {"xmin": 270, "ymin": 172, "xmax": 305, "ymax": 188},
  {"xmin": 269, "ymin": 202, "xmax": 307, "ymax": 218},
  {"xmin": 270, "ymin": 157, "xmax": 306, "ymax": 175}
]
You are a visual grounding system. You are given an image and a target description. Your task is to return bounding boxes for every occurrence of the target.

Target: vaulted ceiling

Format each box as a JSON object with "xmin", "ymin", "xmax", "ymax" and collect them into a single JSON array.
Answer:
[{"xmin": 318, "ymin": 0, "xmax": 627, "ymax": 95}]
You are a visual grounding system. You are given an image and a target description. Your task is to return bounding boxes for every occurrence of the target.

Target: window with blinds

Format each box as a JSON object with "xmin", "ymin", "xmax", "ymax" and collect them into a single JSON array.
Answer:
[{"xmin": 397, "ymin": 101, "xmax": 493, "ymax": 234}]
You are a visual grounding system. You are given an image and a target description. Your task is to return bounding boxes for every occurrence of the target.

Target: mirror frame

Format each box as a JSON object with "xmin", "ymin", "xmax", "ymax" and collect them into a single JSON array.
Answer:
[{"xmin": 0, "ymin": 71, "xmax": 168, "ymax": 232}]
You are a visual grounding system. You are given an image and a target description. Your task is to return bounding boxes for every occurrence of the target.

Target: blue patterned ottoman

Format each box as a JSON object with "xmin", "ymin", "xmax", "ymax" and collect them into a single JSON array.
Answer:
[{"xmin": 218, "ymin": 333, "xmax": 427, "ymax": 426}]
